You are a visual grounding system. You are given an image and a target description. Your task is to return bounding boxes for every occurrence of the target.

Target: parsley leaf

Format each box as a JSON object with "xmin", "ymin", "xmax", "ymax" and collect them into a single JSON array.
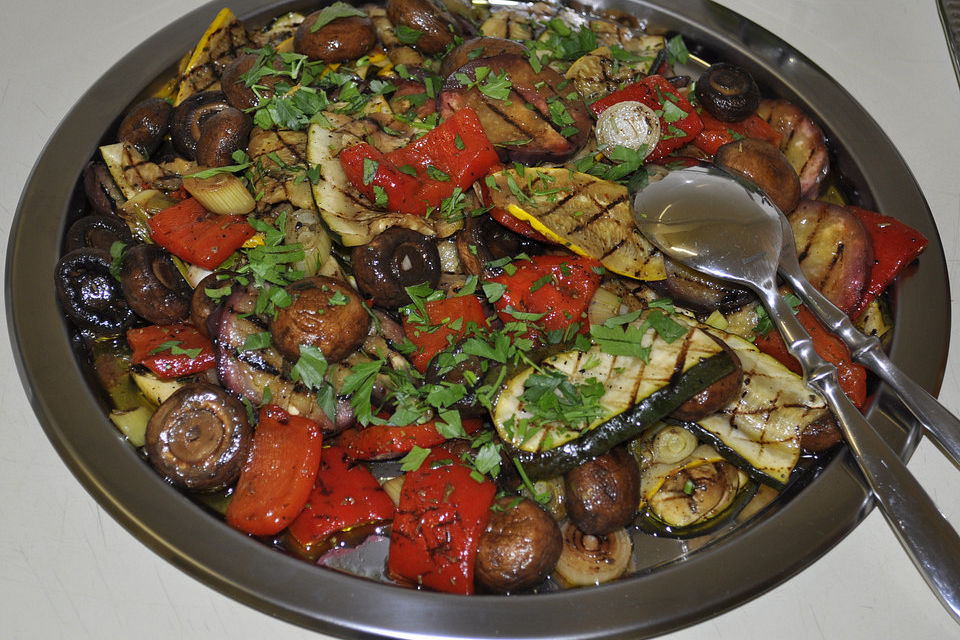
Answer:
[{"xmin": 309, "ymin": 2, "xmax": 367, "ymax": 32}]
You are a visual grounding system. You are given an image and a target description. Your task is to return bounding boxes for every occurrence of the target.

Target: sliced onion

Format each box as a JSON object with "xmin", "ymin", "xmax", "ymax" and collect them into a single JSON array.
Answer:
[{"xmin": 553, "ymin": 522, "xmax": 631, "ymax": 587}]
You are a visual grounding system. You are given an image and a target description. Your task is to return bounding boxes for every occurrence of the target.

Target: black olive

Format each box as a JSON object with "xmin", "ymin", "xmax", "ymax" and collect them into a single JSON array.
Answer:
[
  {"xmin": 695, "ymin": 62, "xmax": 761, "ymax": 122},
  {"xmin": 456, "ymin": 213, "xmax": 542, "ymax": 276},
  {"xmin": 425, "ymin": 342, "xmax": 489, "ymax": 417},
  {"xmin": 170, "ymin": 91, "xmax": 232, "ymax": 160},
  {"xmin": 55, "ymin": 248, "xmax": 135, "ymax": 336},
  {"xmin": 145, "ymin": 383, "xmax": 253, "ymax": 492},
  {"xmin": 351, "ymin": 227, "xmax": 441, "ymax": 308},
  {"xmin": 195, "ymin": 107, "xmax": 253, "ymax": 168},
  {"xmin": 82, "ymin": 161, "xmax": 125, "ymax": 216},
  {"xmin": 120, "ymin": 243, "xmax": 192, "ymax": 325},
  {"xmin": 117, "ymin": 97, "xmax": 173, "ymax": 157},
  {"xmin": 65, "ymin": 214, "xmax": 134, "ymax": 253}
]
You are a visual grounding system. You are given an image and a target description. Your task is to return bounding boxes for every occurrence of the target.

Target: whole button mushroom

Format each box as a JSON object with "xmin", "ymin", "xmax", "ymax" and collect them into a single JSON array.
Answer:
[
  {"xmin": 195, "ymin": 106, "xmax": 253, "ymax": 168},
  {"xmin": 387, "ymin": 0, "xmax": 463, "ymax": 55},
  {"xmin": 294, "ymin": 9, "xmax": 377, "ymax": 63},
  {"xmin": 695, "ymin": 62, "xmax": 761, "ymax": 123},
  {"xmin": 119, "ymin": 243, "xmax": 192, "ymax": 325},
  {"xmin": 117, "ymin": 97, "xmax": 172, "ymax": 157},
  {"xmin": 351, "ymin": 227, "xmax": 441, "ymax": 308},
  {"xmin": 476, "ymin": 496, "xmax": 563, "ymax": 593},
  {"xmin": 564, "ymin": 446, "xmax": 641, "ymax": 536},
  {"xmin": 170, "ymin": 91, "xmax": 233, "ymax": 160},
  {"xmin": 145, "ymin": 383, "xmax": 253, "ymax": 492},
  {"xmin": 271, "ymin": 276, "xmax": 370, "ymax": 363},
  {"xmin": 220, "ymin": 53, "xmax": 285, "ymax": 110}
]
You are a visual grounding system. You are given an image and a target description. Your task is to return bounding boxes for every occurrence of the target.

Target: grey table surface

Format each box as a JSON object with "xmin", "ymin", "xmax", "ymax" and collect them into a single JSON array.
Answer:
[{"xmin": 2, "ymin": 0, "xmax": 959, "ymax": 638}]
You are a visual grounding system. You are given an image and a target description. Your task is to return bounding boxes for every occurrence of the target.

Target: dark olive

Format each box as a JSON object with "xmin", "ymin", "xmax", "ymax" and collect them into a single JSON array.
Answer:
[
  {"xmin": 55, "ymin": 248, "xmax": 135, "ymax": 336},
  {"xmin": 116, "ymin": 97, "xmax": 173, "ymax": 157},
  {"xmin": 564, "ymin": 446, "xmax": 640, "ymax": 535},
  {"xmin": 351, "ymin": 227, "xmax": 441, "ymax": 308},
  {"xmin": 220, "ymin": 53, "xmax": 285, "ymax": 110},
  {"xmin": 120, "ymin": 243, "xmax": 192, "ymax": 325},
  {"xmin": 83, "ymin": 161, "xmax": 125, "ymax": 216},
  {"xmin": 190, "ymin": 271, "xmax": 238, "ymax": 338},
  {"xmin": 387, "ymin": 0, "xmax": 463, "ymax": 55},
  {"xmin": 714, "ymin": 138, "xmax": 801, "ymax": 214},
  {"xmin": 145, "ymin": 383, "xmax": 253, "ymax": 492},
  {"xmin": 271, "ymin": 276, "xmax": 370, "ymax": 362},
  {"xmin": 294, "ymin": 13, "xmax": 377, "ymax": 62},
  {"xmin": 695, "ymin": 62, "xmax": 761, "ymax": 122},
  {"xmin": 425, "ymin": 342, "xmax": 489, "ymax": 417},
  {"xmin": 170, "ymin": 91, "xmax": 232, "ymax": 160},
  {"xmin": 476, "ymin": 497, "xmax": 563, "ymax": 593},
  {"xmin": 65, "ymin": 214, "xmax": 134, "ymax": 253},
  {"xmin": 456, "ymin": 213, "xmax": 542, "ymax": 276},
  {"xmin": 195, "ymin": 107, "xmax": 253, "ymax": 167}
]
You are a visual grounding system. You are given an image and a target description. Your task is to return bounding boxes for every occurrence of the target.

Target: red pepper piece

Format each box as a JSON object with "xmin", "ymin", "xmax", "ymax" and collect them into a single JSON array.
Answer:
[
  {"xmin": 846, "ymin": 206, "xmax": 929, "ymax": 318},
  {"xmin": 126, "ymin": 322, "xmax": 215, "ymax": 379},
  {"xmin": 338, "ymin": 417, "xmax": 484, "ymax": 461},
  {"xmin": 401, "ymin": 294, "xmax": 490, "ymax": 373},
  {"xmin": 754, "ymin": 306, "xmax": 867, "ymax": 409},
  {"xmin": 287, "ymin": 445, "xmax": 396, "ymax": 549},
  {"xmin": 388, "ymin": 448, "xmax": 496, "ymax": 594},
  {"xmin": 340, "ymin": 107, "xmax": 499, "ymax": 215},
  {"xmin": 692, "ymin": 109, "xmax": 782, "ymax": 156},
  {"xmin": 147, "ymin": 197, "xmax": 256, "ymax": 270},
  {"xmin": 225, "ymin": 405, "xmax": 323, "ymax": 536},
  {"xmin": 488, "ymin": 254, "xmax": 602, "ymax": 347},
  {"xmin": 590, "ymin": 75, "xmax": 703, "ymax": 161},
  {"xmin": 338, "ymin": 142, "xmax": 421, "ymax": 213}
]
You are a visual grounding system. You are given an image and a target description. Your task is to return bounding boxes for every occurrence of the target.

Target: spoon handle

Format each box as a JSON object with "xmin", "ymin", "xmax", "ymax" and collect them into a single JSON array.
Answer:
[
  {"xmin": 761, "ymin": 286, "xmax": 960, "ymax": 623},
  {"xmin": 777, "ymin": 256, "xmax": 960, "ymax": 469}
]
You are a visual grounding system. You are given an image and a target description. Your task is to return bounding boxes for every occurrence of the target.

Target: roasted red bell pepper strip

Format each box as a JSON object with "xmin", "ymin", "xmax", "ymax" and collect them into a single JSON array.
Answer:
[
  {"xmin": 388, "ymin": 448, "xmax": 496, "ymax": 594},
  {"xmin": 692, "ymin": 109, "xmax": 781, "ymax": 156},
  {"xmin": 590, "ymin": 75, "xmax": 703, "ymax": 161},
  {"xmin": 340, "ymin": 107, "xmax": 500, "ymax": 215},
  {"xmin": 401, "ymin": 294, "xmax": 490, "ymax": 373},
  {"xmin": 126, "ymin": 322, "xmax": 215, "ymax": 379},
  {"xmin": 846, "ymin": 206, "xmax": 929, "ymax": 318},
  {"xmin": 225, "ymin": 405, "xmax": 323, "ymax": 536},
  {"xmin": 488, "ymin": 254, "xmax": 602, "ymax": 347},
  {"xmin": 754, "ymin": 306, "xmax": 867, "ymax": 409},
  {"xmin": 287, "ymin": 445, "xmax": 396, "ymax": 550},
  {"xmin": 338, "ymin": 417, "xmax": 484, "ymax": 461},
  {"xmin": 147, "ymin": 197, "xmax": 256, "ymax": 269}
]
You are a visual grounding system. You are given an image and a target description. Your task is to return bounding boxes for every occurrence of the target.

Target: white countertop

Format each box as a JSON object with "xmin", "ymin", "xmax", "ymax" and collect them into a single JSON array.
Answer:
[{"xmin": 2, "ymin": 0, "xmax": 958, "ymax": 638}]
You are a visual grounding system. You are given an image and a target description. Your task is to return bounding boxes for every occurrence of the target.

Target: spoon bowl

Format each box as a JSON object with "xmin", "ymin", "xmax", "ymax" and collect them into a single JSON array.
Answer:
[{"xmin": 632, "ymin": 164, "xmax": 960, "ymax": 624}]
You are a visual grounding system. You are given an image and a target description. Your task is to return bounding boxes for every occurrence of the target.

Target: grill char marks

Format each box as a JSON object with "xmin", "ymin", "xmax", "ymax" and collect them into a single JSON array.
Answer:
[{"xmin": 437, "ymin": 54, "xmax": 591, "ymax": 164}]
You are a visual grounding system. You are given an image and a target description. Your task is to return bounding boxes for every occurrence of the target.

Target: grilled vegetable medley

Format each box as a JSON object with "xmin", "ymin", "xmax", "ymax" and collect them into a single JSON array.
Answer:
[{"xmin": 56, "ymin": 0, "xmax": 930, "ymax": 594}]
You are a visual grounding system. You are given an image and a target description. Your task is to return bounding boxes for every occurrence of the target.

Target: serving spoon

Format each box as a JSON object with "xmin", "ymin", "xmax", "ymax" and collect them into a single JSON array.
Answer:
[{"xmin": 632, "ymin": 164, "xmax": 960, "ymax": 624}]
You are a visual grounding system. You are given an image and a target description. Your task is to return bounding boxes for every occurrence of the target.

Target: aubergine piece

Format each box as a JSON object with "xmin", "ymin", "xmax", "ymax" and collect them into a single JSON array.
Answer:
[
  {"xmin": 756, "ymin": 98, "xmax": 829, "ymax": 198},
  {"xmin": 714, "ymin": 138, "xmax": 801, "ymax": 214},
  {"xmin": 145, "ymin": 382, "xmax": 252, "ymax": 492},
  {"xmin": 55, "ymin": 248, "xmax": 135, "ymax": 336},
  {"xmin": 439, "ymin": 36, "xmax": 529, "ymax": 80},
  {"xmin": 787, "ymin": 200, "xmax": 873, "ymax": 315},
  {"xmin": 437, "ymin": 54, "xmax": 591, "ymax": 164}
]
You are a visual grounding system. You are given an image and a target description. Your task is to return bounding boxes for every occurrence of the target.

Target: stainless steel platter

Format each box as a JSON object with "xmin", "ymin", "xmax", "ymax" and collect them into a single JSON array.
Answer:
[{"xmin": 6, "ymin": 0, "xmax": 949, "ymax": 637}]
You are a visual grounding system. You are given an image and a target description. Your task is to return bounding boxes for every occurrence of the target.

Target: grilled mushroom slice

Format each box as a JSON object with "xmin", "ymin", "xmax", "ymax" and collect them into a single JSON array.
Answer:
[{"xmin": 145, "ymin": 382, "xmax": 252, "ymax": 492}]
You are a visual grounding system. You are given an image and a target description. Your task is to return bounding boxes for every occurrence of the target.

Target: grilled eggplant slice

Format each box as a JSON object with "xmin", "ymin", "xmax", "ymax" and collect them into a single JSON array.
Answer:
[
  {"xmin": 484, "ymin": 167, "xmax": 666, "ymax": 280},
  {"xmin": 756, "ymin": 99, "xmax": 829, "ymax": 198},
  {"xmin": 437, "ymin": 54, "xmax": 592, "ymax": 164},
  {"xmin": 787, "ymin": 200, "xmax": 873, "ymax": 315}
]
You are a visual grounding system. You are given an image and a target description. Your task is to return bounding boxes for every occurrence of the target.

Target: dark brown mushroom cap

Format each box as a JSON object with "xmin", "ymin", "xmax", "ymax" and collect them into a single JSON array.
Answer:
[
  {"xmin": 65, "ymin": 214, "xmax": 134, "ymax": 253},
  {"xmin": 195, "ymin": 106, "xmax": 253, "ymax": 167},
  {"xmin": 117, "ymin": 97, "xmax": 172, "ymax": 157},
  {"xmin": 190, "ymin": 271, "xmax": 238, "ymax": 338},
  {"xmin": 270, "ymin": 276, "xmax": 370, "ymax": 363},
  {"xmin": 145, "ymin": 383, "xmax": 252, "ymax": 492},
  {"xmin": 119, "ymin": 243, "xmax": 192, "ymax": 325},
  {"xmin": 386, "ymin": 0, "xmax": 462, "ymax": 55},
  {"xmin": 564, "ymin": 446, "xmax": 640, "ymax": 536},
  {"xmin": 695, "ymin": 62, "xmax": 761, "ymax": 122},
  {"xmin": 83, "ymin": 161, "xmax": 125, "ymax": 216},
  {"xmin": 456, "ymin": 213, "xmax": 542, "ymax": 276},
  {"xmin": 351, "ymin": 227, "xmax": 441, "ymax": 308},
  {"xmin": 55, "ymin": 247, "xmax": 135, "ymax": 336},
  {"xmin": 476, "ymin": 497, "xmax": 563, "ymax": 593},
  {"xmin": 294, "ymin": 13, "xmax": 377, "ymax": 62},
  {"xmin": 170, "ymin": 91, "xmax": 232, "ymax": 160},
  {"xmin": 220, "ymin": 53, "xmax": 285, "ymax": 110}
]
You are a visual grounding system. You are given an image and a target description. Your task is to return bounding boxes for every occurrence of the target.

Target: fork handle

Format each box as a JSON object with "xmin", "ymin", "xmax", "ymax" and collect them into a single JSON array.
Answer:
[
  {"xmin": 761, "ymin": 284, "xmax": 960, "ymax": 624},
  {"xmin": 778, "ymin": 263, "xmax": 960, "ymax": 468}
]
